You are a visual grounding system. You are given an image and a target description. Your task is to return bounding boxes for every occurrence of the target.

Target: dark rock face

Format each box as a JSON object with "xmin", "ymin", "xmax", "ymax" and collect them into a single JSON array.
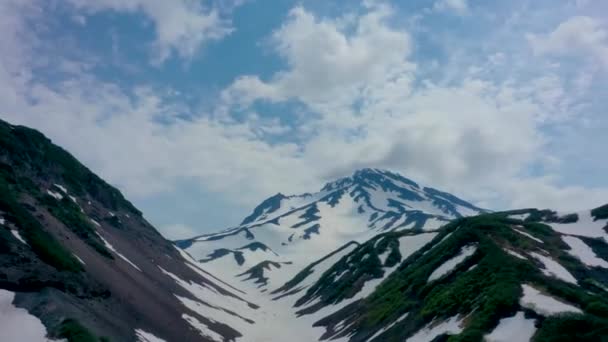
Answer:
[{"xmin": 0, "ymin": 119, "xmax": 250, "ymax": 341}]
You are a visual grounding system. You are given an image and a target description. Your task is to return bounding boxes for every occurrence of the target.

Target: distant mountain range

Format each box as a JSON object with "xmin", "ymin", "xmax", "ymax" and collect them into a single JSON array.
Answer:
[{"xmin": 2, "ymin": 118, "xmax": 608, "ymax": 342}]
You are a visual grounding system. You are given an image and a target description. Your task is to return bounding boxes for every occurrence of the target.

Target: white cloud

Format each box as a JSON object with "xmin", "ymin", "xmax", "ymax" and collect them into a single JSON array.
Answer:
[
  {"xmin": 222, "ymin": 2, "xmax": 414, "ymax": 115},
  {"xmin": 527, "ymin": 16, "xmax": 608, "ymax": 70},
  {"xmin": 1, "ymin": 0, "xmax": 607, "ymax": 236},
  {"xmin": 65, "ymin": 0, "xmax": 233, "ymax": 63},
  {"xmin": 434, "ymin": 0, "xmax": 469, "ymax": 15}
]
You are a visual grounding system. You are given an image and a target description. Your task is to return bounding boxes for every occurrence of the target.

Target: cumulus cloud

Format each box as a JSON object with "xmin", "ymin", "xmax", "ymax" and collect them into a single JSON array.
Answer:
[
  {"xmin": 1, "ymin": 0, "xmax": 607, "ymax": 237},
  {"xmin": 222, "ymin": 2, "xmax": 414, "ymax": 115},
  {"xmin": 527, "ymin": 16, "xmax": 608, "ymax": 70},
  {"xmin": 65, "ymin": 0, "xmax": 233, "ymax": 63}
]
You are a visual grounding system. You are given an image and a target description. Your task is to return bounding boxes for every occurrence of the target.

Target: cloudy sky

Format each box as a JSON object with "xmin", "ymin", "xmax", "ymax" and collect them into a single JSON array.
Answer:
[{"xmin": 1, "ymin": 0, "xmax": 607, "ymax": 239}]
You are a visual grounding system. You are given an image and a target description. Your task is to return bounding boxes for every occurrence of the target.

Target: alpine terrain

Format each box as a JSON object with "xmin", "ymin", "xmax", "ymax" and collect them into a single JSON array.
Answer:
[{"xmin": 2, "ymin": 118, "xmax": 608, "ymax": 342}]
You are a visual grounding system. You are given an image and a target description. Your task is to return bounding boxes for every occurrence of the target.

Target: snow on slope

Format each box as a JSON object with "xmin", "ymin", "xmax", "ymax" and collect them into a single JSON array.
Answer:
[
  {"xmin": 0, "ymin": 289, "xmax": 59, "ymax": 342},
  {"xmin": 519, "ymin": 284, "xmax": 582, "ymax": 316},
  {"xmin": 429, "ymin": 244, "xmax": 477, "ymax": 281},
  {"xmin": 530, "ymin": 252, "xmax": 578, "ymax": 285},
  {"xmin": 180, "ymin": 169, "xmax": 484, "ymax": 291},
  {"xmin": 562, "ymin": 236, "xmax": 608, "ymax": 268},
  {"xmin": 548, "ymin": 211, "xmax": 608, "ymax": 242},
  {"xmin": 484, "ymin": 312, "xmax": 536, "ymax": 342},
  {"xmin": 135, "ymin": 329, "xmax": 167, "ymax": 342}
]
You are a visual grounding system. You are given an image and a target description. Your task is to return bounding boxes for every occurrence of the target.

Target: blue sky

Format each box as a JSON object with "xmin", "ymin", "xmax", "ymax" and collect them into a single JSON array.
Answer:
[{"xmin": 1, "ymin": 0, "xmax": 607, "ymax": 238}]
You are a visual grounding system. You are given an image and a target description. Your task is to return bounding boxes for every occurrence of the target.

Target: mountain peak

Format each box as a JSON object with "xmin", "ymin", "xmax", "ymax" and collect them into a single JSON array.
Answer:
[{"xmin": 321, "ymin": 168, "xmax": 419, "ymax": 192}]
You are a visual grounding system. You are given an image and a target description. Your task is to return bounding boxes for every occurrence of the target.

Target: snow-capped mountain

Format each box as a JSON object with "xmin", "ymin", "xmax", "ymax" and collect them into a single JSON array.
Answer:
[
  {"xmin": 4, "ymin": 119, "xmax": 608, "ymax": 342},
  {"xmin": 178, "ymin": 168, "xmax": 486, "ymax": 291}
]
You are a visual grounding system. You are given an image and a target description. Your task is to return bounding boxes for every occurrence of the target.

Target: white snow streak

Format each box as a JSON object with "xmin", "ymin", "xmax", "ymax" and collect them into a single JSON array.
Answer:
[
  {"xmin": 504, "ymin": 248, "xmax": 527, "ymax": 260},
  {"xmin": 512, "ymin": 228, "xmax": 543, "ymax": 244},
  {"xmin": 428, "ymin": 244, "xmax": 477, "ymax": 281},
  {"xmin": 519, "ymin": 284, "xmax": 582, "ymax": 316},
  {"xmin": 367, "ymin": 312, "xmax": 409, "ymax": 341},
  {"xmin": 530, "ymin": 252, "xmax": 577, "ymax": 284},
  {"xmin": 11, "ymin": 230, "xmax": 27, "ymax": 245},
  {"xmin": 135, "ymin": 329, "xmax": 167, "ymax": 342},
  {"xmin": 182, "ymin": 314, "xmax": 223, "ymax": 342},
  {"xmin": 562, "ymin": 236, "xmax": 608, "ymax": 268},
  {"xmin": 97, "ymin": 233, "xmax": 142, "ymax": 272},
  {"xmin": 46, "ymin": 190, "xmax": 63, "ymax": 200}
]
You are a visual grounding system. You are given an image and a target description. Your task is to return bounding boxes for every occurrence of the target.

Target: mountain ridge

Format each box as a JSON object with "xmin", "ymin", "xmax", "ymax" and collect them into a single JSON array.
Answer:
[{"xmin": 2, "ymin": 118, "xmax": 608, "ymax": 342}]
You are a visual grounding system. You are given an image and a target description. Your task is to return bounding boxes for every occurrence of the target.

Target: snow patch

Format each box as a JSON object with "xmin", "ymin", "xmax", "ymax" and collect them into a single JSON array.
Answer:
[
  {"xmin": 73, "ymin": 254, "xmax": 85, "ymax": 265},
  {"xmin": 549, "ymin": 210, "xmax": 608, "ymax": 242},
  {"xmin": 428, "ymin": 244, "xmax": 477, "ymax": 282},
  {"xmin": 182, "ymin": 314, "xmax": 223, "ymax": 342},
  {"xmin": 520, "ymin": 284, "xmax": 582, "ymax": 316},
  {"xmin": 46, "ymin": 190, "xmax": 63, "ymax": 200},
  {"xmin": 11, "ymin": 230, "xmax": 27, "ymax": 245},
  {"xmin": 97, "ymin": 233, "xmax": 142, "ymax": 271},
  {"xmin": 53, "ymin": 184, "xmax": 68, "ymax": 193},
  {"xmin": 484, "ymin": 311, "xmax": 536, "ymax": 342},
  {"xmin": 0, "ymin": 289, "xmax": 58, "ymax": 342},
  {"xmin": 512, "ymin": 228, "xmax": 543, "ymax": 244},
  {"xmin": 406, "ymin": 315, "xmax": 464, "ymax": 342},
  {"xmin": 399, "ymin": 233, "xmax": 438, "ymax": 262},
  {"xmin": 504, "ymin": 248, "xmax": 527, "ymax": 260},
  {"xmin": 0, "ymin": 216, "xmax": 5, "ymax": 225},
  {"xmin": 135, "ymin": 329, "xmax": 166, "ymax": 342},
  {"xmin": 530, "ymin": 252, "xmax": 577, "ymax": 284},
  {"xmin": 562, "ymin": 236, "xmax": 608, "ymax": 268},
  {"xmin": 367, "ymin": 312, "xmax": 409, "ymax": 341}
]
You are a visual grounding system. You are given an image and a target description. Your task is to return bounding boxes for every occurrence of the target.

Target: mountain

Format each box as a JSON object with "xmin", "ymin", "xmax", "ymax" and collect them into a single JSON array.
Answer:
[
  {"xmin": 177, "ymin": 168, "xmax": 486, "ymax": 291},
  {"xmin": 3, "ymin": 118, "xmax": 608, "ymax": 342},
  {"xmin": 0, "ymin": 119, "xmax": 261, "ymax": 341}
]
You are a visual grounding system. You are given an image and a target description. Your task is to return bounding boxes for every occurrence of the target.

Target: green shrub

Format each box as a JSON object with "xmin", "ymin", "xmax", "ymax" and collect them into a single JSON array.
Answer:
[
  {"xmin": 58, "ymin": 319, "xmax": 107, "ymax": 342},
  {"xmin": 591, "ymin": 204, "xmax": 608, "ymax": 220}
]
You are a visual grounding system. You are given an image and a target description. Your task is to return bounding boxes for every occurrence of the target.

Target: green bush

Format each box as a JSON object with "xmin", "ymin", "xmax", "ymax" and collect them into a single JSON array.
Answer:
[
  {"xmin": 58, "ymin": 319, "xmax": 107, "ymax": 342},
  {"xmin": 591, "ymin": 204, "xmax": 608, "ymax": 220},
  {"xmin": 533, "ymin": 314, "xmax": 608, "ymax": 342}
]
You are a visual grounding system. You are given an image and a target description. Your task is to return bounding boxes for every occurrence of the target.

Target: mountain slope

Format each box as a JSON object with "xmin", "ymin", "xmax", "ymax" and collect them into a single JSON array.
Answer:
[
  {"xmin": 178, "ymin": 168, "xmax": 486, "ymax": 292},
  {"xmin": 288, "ymin": 208, "xmax": 608, "ymax": 341},
  {"xmin": 0, "ymin": 119, "xmax": 259, "ymax": 341}
]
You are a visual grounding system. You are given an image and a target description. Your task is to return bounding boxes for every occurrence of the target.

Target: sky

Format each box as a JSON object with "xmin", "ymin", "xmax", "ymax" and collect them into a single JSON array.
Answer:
[{"xmin": 1, "ymin": 0, "xmax": 607, "ymax": 239}]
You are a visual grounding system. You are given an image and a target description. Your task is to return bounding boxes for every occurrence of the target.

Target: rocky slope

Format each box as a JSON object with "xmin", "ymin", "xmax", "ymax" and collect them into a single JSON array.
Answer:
[{"xmin": 0, "ymin": 119, "xmax": 260, "ymax": 342}]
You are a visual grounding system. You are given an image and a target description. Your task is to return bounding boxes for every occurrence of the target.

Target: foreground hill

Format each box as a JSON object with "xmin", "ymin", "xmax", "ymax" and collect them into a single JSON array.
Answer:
[
  {"xmin": 274, "ymin": 207, "xmax": 608, "ymax": 341},
  {"xmin": 0, "ymin": 119, "xmax": 259, "ymax": 341}
]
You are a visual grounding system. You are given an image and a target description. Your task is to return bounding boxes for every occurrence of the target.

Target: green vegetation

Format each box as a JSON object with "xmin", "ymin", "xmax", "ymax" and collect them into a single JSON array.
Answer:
[
  {"xmin": 323, "ymin": 214, "xmax": 608, "ymax": 341},
  {"xmin": 0, "ymin": 165, "xmax": 82, "ymax": 272},
  {"xmin": 534, "ymin": 314, "xmax": 608, "ymax": 342},
  {"xmin": 591, "ymin": 204, "xmax": 608, "ymax": 221},
  {"xmin": 39, "ymin": 195, "xmax": 113, "ymax": 259},
  {"xmin": 0, "ymin": 120, "xmax": 141, "ymax": 216},
  {"xmin": 58, "ymin": 319, "xmax": 109, "ymax": 342}
]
